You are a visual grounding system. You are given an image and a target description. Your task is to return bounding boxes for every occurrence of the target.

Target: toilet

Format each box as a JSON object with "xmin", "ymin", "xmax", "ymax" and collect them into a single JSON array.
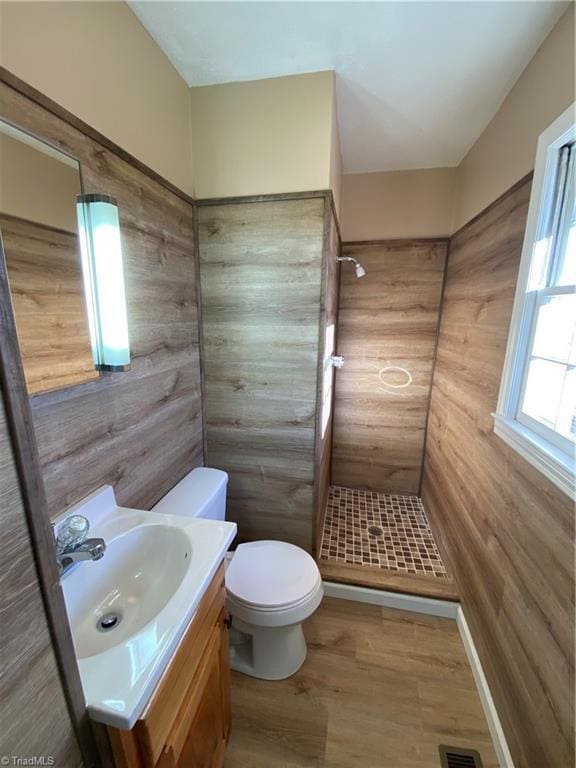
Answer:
[{"xmin": 152, "ymin": 467, "xmax": 323, "ymax": 680}]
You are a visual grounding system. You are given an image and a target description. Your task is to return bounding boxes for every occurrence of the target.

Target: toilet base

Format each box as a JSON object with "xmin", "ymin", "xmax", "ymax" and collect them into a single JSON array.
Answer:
[{"xmin": 229, "ymin": 617, "xmax": 307, "ymax": 680}]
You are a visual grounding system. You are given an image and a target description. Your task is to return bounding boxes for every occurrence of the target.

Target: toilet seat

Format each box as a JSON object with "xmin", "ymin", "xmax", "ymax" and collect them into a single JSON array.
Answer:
[
  {"xmin": 225, "ymin": 540, "xmax": 324, "ymax": 677},
  {"xmin": 228, "ymin": 583, "xmax": 323, "ymax": 629},
  {"xmin": 228, "ymin": 582, "xmax": 321, "ymax": 613},
  {"xmin": 225, "ymin": 540, "xmax": 321, "ymax": 611}
]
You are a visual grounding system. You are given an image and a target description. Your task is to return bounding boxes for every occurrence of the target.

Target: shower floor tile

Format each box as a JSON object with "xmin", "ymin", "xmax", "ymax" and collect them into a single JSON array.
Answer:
[{"xmin": 319, "ymin": 485, "xmax": 448, "ymax": 579}]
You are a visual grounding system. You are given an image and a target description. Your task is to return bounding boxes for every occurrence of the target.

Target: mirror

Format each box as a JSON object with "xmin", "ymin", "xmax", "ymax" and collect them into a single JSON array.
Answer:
[{"xmin": 0, "ymin": 120, "xmax": 98, "ymax": 394}]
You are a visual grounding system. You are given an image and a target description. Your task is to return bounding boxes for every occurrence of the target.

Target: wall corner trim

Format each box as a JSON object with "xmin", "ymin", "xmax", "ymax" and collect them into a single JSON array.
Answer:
[{"xmin": 456, "ymin": 607, "xmax": 516, "ymax": 768}]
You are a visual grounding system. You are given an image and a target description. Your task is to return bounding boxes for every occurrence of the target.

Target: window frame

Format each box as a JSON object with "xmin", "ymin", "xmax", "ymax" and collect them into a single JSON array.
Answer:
[{"xmin": 493, "ymin": 103, "xmax": 576, "ymax": 500}]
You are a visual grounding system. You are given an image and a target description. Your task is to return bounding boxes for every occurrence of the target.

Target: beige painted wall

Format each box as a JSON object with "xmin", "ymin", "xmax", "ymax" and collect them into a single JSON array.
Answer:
[
  {"xmin": 0, "ymin": 1, "xmax": 194, "ymax": 196},
  {"xmin": 340, "ymin": 168, "xmax": 457, "ymax": 241},
  {"xmin": 329, "ymin": 86, "xmax": 343, "ymax": 216},
  {"xmin": 190, "ymin": 71, "xmax": 335, "ymax": 199},
  {"xmin": 454, "ymin": 4, "xmax": 575, "ymax": 230},
  {"xmin": 2, "ymin": 1, "xmax": 570, "ymax": 230},
  {"xmin": 0, "ymin": 132, "xmax": 80, "ymax": 231},
  {"xmin": 341, "ymin": 6, "xmax": 574, "ymax": 240},
  {"xmin": 0, "ymin": 2, "xmax": 340, "ymax": 210}
]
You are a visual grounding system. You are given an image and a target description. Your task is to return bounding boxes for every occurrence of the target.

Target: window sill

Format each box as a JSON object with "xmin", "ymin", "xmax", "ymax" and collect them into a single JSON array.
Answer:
[{"xmin": 493, "ymin": 414, "xmax": 575, "ymax": 501}]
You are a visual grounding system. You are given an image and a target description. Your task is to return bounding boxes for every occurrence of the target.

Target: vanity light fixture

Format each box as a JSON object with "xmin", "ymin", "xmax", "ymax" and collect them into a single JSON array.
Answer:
[{"xmin": 76, "ymin": 194, "xmax": 130, "ymax": 371}]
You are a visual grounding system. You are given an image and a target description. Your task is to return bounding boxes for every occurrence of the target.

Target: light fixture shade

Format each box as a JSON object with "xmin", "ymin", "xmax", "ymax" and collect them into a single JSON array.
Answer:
[{"xmin": 76, "ymin": 194, "xmax": 130, "ymax": 371}]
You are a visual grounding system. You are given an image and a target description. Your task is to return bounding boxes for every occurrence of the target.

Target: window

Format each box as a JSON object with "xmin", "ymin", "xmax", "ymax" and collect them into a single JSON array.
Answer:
[
  {"xmin": 321, "ymin": 324, "xmax": 336, "ymax": 439},
  {"xmin": 494, "ymin": 104, "xmax": 575, "ymax": 500}
]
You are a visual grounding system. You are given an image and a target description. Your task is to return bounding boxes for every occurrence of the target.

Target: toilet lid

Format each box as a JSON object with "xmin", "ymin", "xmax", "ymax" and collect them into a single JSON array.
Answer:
[{"xmin": 225, "ymin": 540, "xmax": 321, "ymax": 609}]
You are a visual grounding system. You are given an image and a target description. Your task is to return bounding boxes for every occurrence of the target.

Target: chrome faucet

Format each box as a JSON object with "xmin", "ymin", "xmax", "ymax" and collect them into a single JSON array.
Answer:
[{"xmin": 54, "ymin": 514, "xmax": 106, "ymax": 576}]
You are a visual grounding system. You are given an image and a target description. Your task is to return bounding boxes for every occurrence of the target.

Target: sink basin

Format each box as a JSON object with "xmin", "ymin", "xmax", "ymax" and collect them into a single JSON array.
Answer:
[
  {"xmin": 64, "ymin": 524, "xmax": 191, "ymax": 658},
  {"xmin": 57, "ymin": 485, "xmax": 237, "ymax": 729}
]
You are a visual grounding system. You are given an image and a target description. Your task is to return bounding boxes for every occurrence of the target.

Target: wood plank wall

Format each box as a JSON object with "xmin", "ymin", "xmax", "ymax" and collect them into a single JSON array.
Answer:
[
  {"xmin": 0, "ymin": 393, "xmax": 82, "ymax": 766},
  {"xmin": 0, "ymin": 214, "xmax": 98, "ymax": 394},
  {"xmin": 197, "ymin": 196, "xmax": 333, "ymax": 552},
  {"xmin": 315, "ymin": 208, "xmax": 340, "ymax": 548},
  {"xmin": 332, "ymin": 240, "xmax": 447, "ymax": 494},
  {"xmin": 0, "ymin": 80, "xmax": 204, "ymax": 518},
  {"xmin": 421, "ymin": 176, "xmax": 575, "ymax": 768}
]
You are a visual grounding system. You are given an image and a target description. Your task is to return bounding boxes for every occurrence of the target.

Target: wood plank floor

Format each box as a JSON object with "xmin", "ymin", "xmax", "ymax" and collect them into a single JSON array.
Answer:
[{"xmin": 224, "ymin": 597, "xmax": 497, "ymax": 768}]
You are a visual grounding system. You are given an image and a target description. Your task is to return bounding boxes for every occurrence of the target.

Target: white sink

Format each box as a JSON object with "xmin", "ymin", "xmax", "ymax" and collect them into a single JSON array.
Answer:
[
  {"xmin": 65, "ymin": 524, "xmax": 191, "ymax": 659},
  {"xmin": 57, "ymin": 486, "xmax": 237, "ymax": 729}
]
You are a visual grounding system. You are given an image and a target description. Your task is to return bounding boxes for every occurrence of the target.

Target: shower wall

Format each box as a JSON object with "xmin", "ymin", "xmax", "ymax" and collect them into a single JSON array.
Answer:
[
  {"xmin": 332, "ymin": 239, "xmax": 447, "ymax": 494},
  {"xmin": 197, "ymin": 193, "xmax": 339, "ymax": 553}
]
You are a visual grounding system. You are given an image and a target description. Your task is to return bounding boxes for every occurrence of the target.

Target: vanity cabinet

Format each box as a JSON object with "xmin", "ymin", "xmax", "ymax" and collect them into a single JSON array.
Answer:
[{"xmin": 108, "ymin": 564, "xmax": 231, "ymax": 768}]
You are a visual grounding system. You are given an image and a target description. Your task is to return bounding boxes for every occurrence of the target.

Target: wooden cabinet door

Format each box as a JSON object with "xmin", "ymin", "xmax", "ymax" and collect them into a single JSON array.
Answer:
[
  {"xmin": 107, "ymin": 582, "xmax": 232, "ymax": 768},
  {"xmin": 136, "ymin": 568, "xmax": 226, "ymax": 768},
  {"xmin": 157, "ymin": 748, "xmax": 177, "ymax": 768},
  {"xmin": 177, "ymin": 651, "xmax": 224, "ymax": 768},
  {"xmin": 219, "ymin": 612, "xmax": 231, "ymax": 745},
  {"xmin": 176, "ymin": 614, "xmax": 229, "ymax": 768}
]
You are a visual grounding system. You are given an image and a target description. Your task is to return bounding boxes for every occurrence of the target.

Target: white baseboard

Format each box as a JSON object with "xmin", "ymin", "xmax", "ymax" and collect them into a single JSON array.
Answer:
[
  {"xmin": 457, "ymin": 608, "xmax": 515, "ymax": 768},
  {"xmin": 322, "ymin": 580, "xmax": 460, "ymax": 619}
]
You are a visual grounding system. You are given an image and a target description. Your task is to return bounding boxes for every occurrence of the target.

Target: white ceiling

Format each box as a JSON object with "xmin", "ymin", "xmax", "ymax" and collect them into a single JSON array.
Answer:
[{"xmin": 130, "ymin": 1, "xmax": 568, "ymax": 173}]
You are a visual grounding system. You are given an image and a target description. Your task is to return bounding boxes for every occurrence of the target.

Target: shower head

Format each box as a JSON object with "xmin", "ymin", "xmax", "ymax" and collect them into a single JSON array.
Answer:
[{"xmin": 337, "ymin": 255, "xmax": 367, "ymax": 279}]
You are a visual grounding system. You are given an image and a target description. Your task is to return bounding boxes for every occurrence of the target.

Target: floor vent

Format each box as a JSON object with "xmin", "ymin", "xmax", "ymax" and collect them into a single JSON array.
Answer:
[{"xmin": 439, "ymin": 745, "xmax": 483, "ymax": 768}]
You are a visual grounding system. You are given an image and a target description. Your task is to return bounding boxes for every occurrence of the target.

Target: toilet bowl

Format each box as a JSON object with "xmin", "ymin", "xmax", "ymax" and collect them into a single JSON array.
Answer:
[
  {"xmin": 225, "ymin": 540, "xmax": 323, "ymax": 679},
  {"xmin": 152, "ymin": 468, "xmax": 323, "ymax": 680}
]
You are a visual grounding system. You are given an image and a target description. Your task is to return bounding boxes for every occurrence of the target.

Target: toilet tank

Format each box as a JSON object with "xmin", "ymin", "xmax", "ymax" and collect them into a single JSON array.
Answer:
[{"xmin": 152, "ymin": 467, "xmax": 228, "ymax": 520}]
